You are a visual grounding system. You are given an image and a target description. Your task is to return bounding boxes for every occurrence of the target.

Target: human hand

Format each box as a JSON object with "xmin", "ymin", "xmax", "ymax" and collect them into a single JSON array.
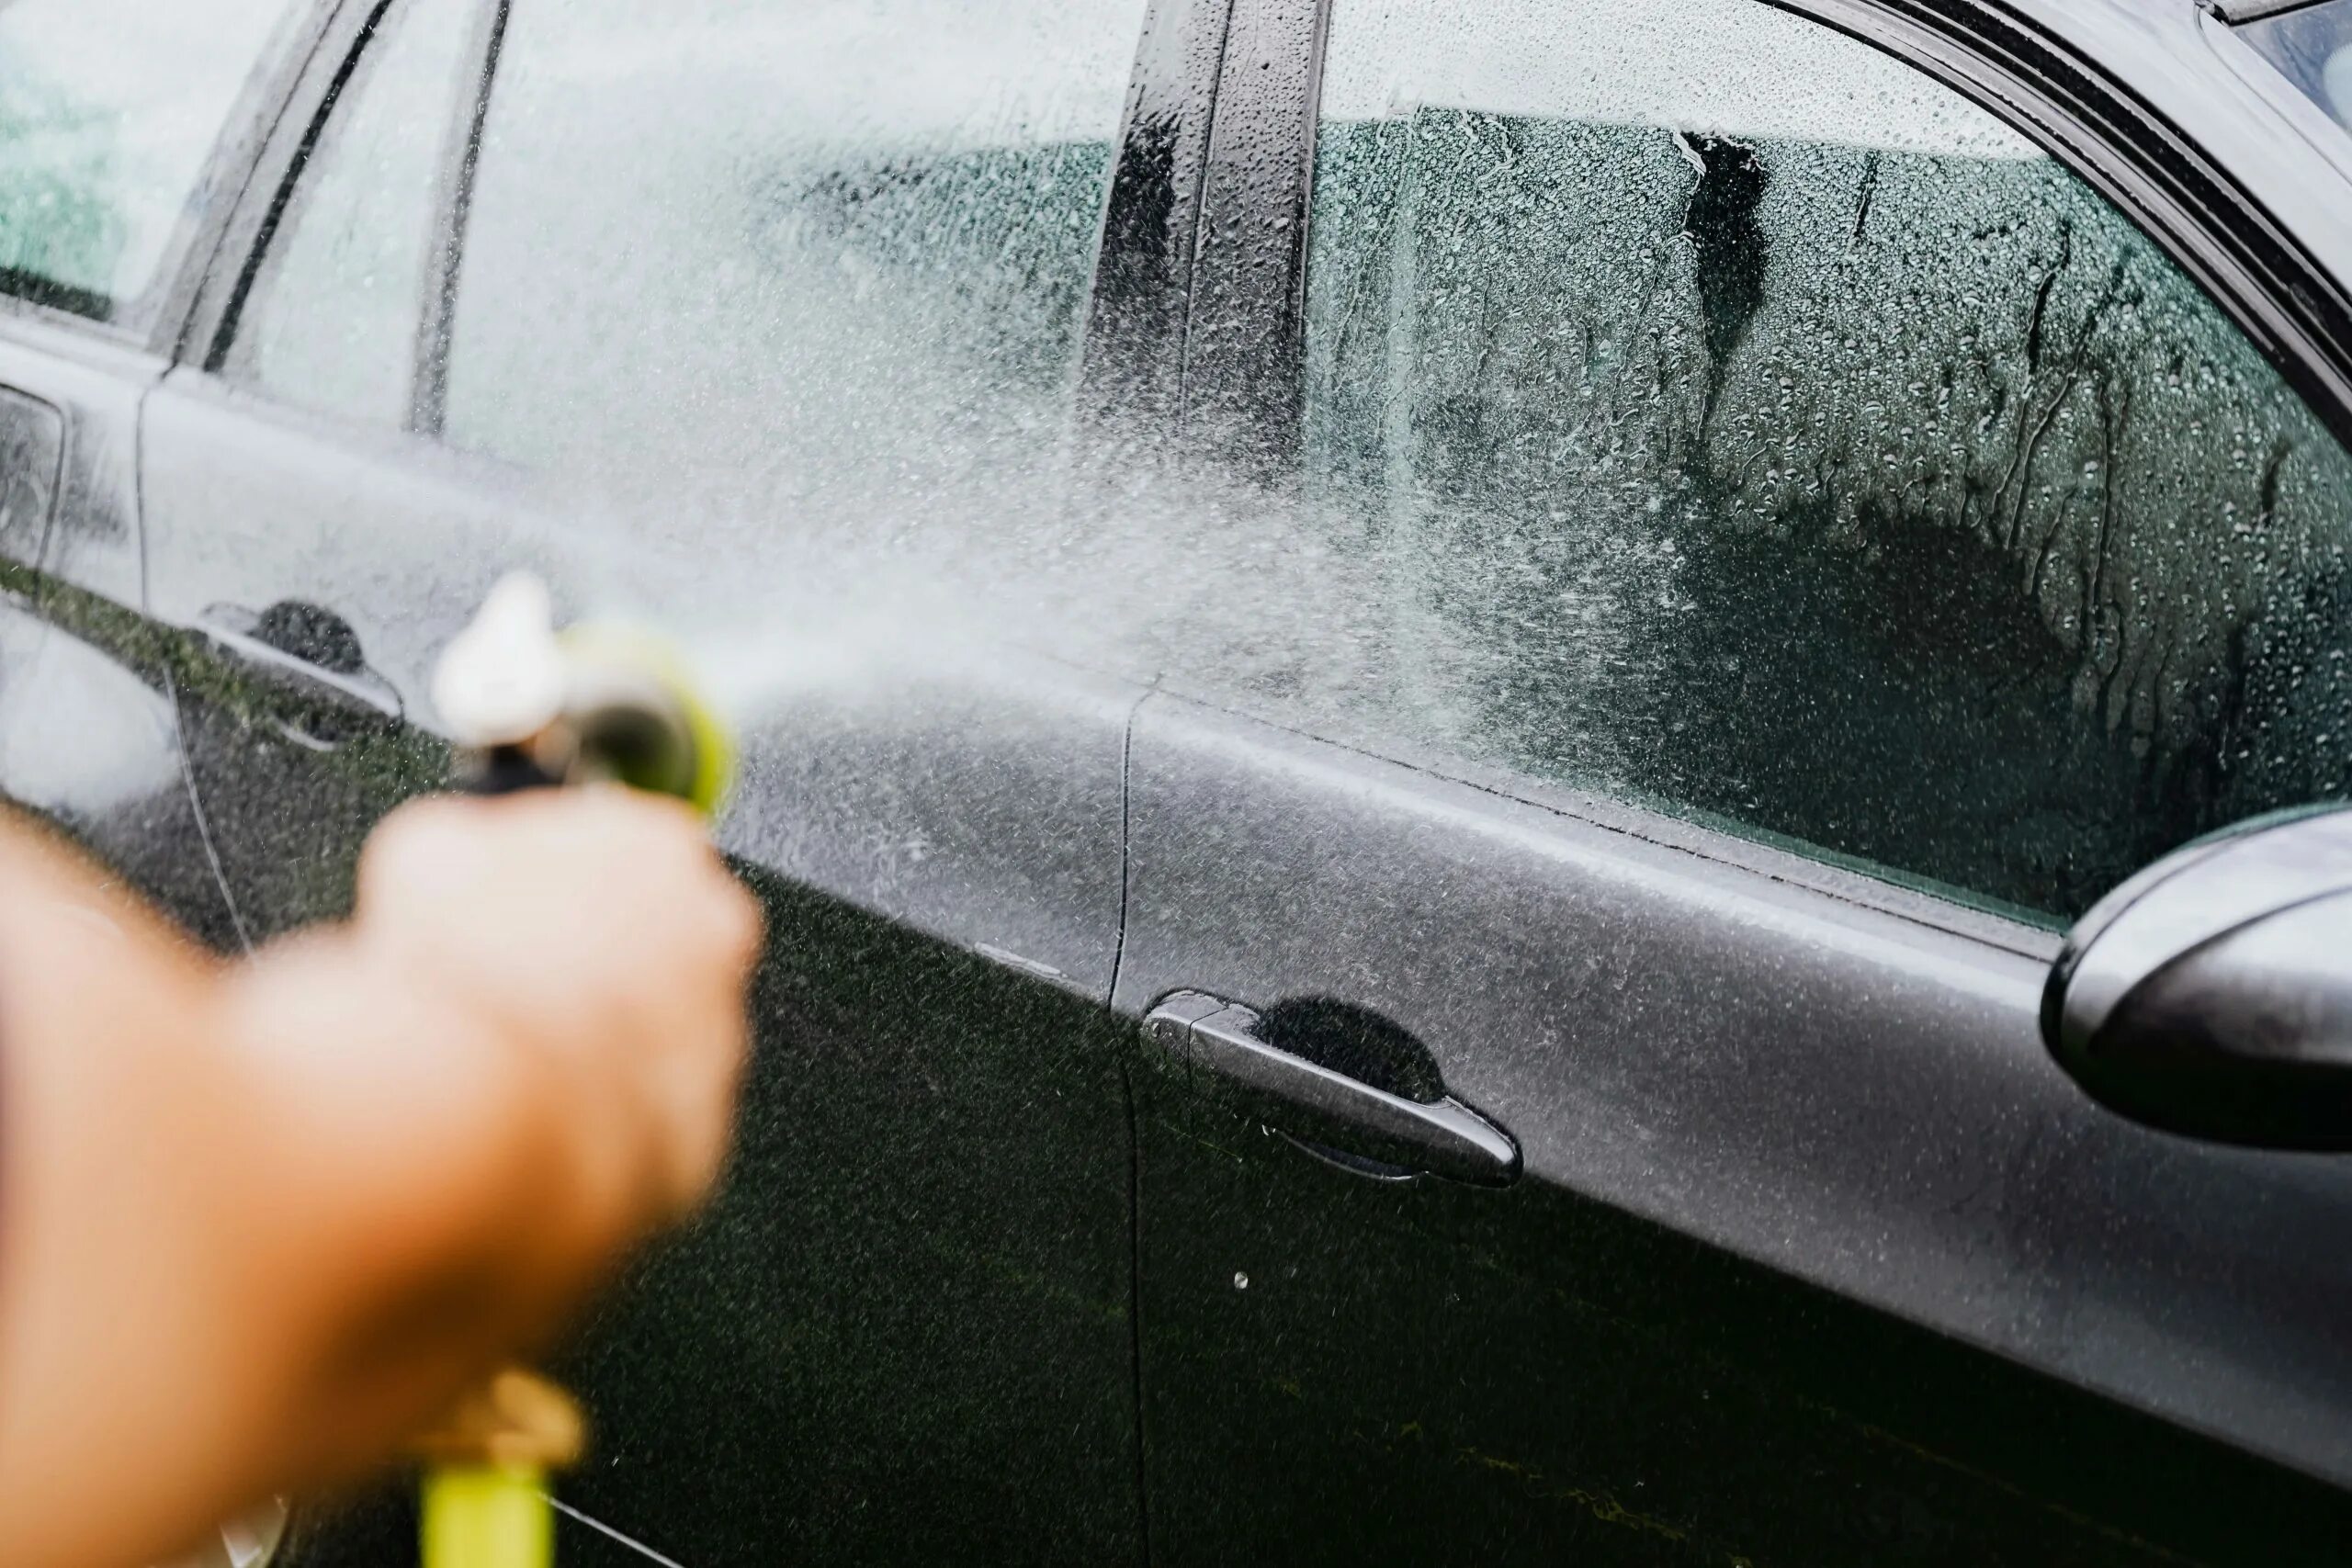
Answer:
[
  {"xmin": 0, "ymin": 790, "xmax": 760, "ymax": 1567},
  {"xmin": 352, "ymin": 787, "xmax": 761, "ymax": 1248}
]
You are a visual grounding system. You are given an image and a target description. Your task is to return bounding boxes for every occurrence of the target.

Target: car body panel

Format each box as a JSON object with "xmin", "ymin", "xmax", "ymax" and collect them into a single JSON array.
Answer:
[
  {"xmin": 1118, "ymin": 692, "xmax": 2352, "ymax": 1561},
  {"xmin": 1, "ymin": 0, "xmax": 2348, "ymax": 1560},
  {"xmin": 138, "ymin": 343, "xmax": 1150, "ymax": 1560},
  {"xmin": 0, "ymin": 315, "xmax": 239, "ymax": 947},
  {"xmin": 132, "ymin": 0, "xmax": 1158, "ymax": 1553},
  {"xmin": 1100, "ymin": 0, "xmax": 2352, "ymax": 1560}
]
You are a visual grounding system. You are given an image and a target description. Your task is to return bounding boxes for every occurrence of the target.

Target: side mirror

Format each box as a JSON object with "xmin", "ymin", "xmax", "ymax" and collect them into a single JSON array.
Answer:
[{"xmin": 2042, "ymin": 806, "xmax": 2352, "ymax": 1150}]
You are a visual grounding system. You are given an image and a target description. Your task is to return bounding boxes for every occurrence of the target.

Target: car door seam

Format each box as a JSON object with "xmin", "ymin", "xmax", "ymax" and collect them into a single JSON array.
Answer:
[
  {"xmin": 161, "ymin": 673, "xmax": 255, "ymax": 955},
  {"xmin": 135, "ymin": 377, "xmax": 255, "ymax": 953},
  {"xmin": 1123, "ymin": 1056, "xmax": 1154, "ymax": 1568},
  {"xmin": 1109, "ymin": 677, "xmax": 1159, "ymax": 1003}
]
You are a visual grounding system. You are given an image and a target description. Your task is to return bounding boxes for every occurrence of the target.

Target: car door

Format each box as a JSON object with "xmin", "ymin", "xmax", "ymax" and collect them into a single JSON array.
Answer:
[
  {"xmin": 141, "ymin": 0, "xmax": 1156, "ymax": 1562},
  {"xmin": 1110, "ymin": 0, "xmax": 2352, "ymax": 1562},
  {"xmin": 0, "ymin": 0, "xmax": 316, "ymax": 951}
]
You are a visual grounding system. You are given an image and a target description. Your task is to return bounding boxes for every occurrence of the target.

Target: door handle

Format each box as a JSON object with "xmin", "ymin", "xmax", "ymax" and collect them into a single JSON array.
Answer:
[
  {"xmin": 198, "ymin": 602, "xmax": 403, "ymax": 743},
  {"xmin": 1145, "ymin": 992, "xmax": 1519, "ymax": 1186}
]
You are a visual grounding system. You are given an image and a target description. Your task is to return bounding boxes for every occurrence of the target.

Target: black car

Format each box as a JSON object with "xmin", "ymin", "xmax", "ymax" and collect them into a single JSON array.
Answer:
[{"xmin": 6, "ymin": 0, "xmax": 2352, "ymax": 1562}]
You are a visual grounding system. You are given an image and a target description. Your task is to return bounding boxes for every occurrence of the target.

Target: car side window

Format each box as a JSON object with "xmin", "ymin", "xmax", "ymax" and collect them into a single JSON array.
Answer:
[
  {"xmin": 2239, "ymin": 0, "xmax": 2352, "ymax": 134},
  {"xmin": 1276, "ymin": 0, "xmax": 2352, "ymax": 920},
  {"xmin": 439, "ymin": 0, "xmax": 1148, "ymax": 523},
  {"xmin": 0, "ymin": 0, "xmax": 299, "ymax": 324},
  {"xmin": 220, "ymin": 0, "xmax": 484, "ymax": 428}
]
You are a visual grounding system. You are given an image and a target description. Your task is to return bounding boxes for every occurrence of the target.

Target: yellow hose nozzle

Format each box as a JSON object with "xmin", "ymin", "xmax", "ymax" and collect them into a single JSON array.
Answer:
[
  {"xmin": 410, "ymin": 573, "xmax": 736, "ymax": 1568},
  {"xmin": 434, "ymin": 571, "xmax": 735, "ymax": 817},
  {"xmin": 413, "ymin": 1370, "xmax": 584, "ymax": 1568}
]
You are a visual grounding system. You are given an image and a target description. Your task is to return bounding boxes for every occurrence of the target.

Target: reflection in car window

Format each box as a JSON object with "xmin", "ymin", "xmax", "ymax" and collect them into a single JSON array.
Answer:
[
  {"xmin": 0, "ymin": 0, "xmax": 297, "ymax": 322},
  {"xmin": 1273, "ymin": 0, "xmax": 2352, "ymax": 920},
  {"xmin": 2238, "ymin": 0, "xmax": 2352, "ymax": 134},
  {"xmin": 224, "ymin": 0, "xmax": 482, "ymax": 428},
  {"xmin": 442, "ymin": 0, "xmax": 1147, "ymax": 528}
]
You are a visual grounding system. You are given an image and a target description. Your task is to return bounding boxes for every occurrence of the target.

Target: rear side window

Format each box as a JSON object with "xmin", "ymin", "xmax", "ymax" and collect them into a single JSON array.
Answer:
[
  {"xmin": 0, "ymin": 0, "xmax": 297, "ymax": 323},
  {"xmin": 440, "ymin": 0, "xmax": 1147, "ymax": 521},
  {"xmin": 1262, "ymin": 0, "xmax": 2352, "ymax": 921},
  {"xmin": 222, "ymin": 0, "xmax": 484, "ymax": 427}
]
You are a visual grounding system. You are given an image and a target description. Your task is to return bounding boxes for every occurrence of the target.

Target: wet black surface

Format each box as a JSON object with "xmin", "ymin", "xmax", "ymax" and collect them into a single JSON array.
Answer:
[
  {"xmin": 285, "ymin": 872, "xmax": 1142, "ymax": 1567},
  {"xmin": 1136, "ymin": 1077, "xmax": 2352, "ymax": 1567},
  {"xmin": 6, "ymin": 0, "xmax": 2352, "ymax": 1562}
]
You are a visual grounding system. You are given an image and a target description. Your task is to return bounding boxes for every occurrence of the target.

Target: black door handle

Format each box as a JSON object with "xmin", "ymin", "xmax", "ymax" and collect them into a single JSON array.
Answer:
[
  {"xmin": 1145, "ymin": 992, "xmax": 1519, "ymax": 1186},
  {"xmin": 198, "ymin": 602, "xmax": 403, "ymax": 744}
]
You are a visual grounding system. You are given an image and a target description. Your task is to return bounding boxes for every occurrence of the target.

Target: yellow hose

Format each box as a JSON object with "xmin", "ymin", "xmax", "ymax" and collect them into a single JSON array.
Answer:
[
  {"xmin": 421, "ymin": 1467, "xmax": 553, "ymax": 1568},
  {"xmin": 414, "ymin": 1370, "xmax": 584, "ymax": 1568}
]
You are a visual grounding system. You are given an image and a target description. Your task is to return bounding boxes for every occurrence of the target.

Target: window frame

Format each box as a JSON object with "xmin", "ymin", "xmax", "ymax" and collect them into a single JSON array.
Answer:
[
  {"xmin": 172, "ymin": 0, "xmax": 505, "ymax": 428},
  {"xmin": 145, "ymin": 0, "xmax": 2352, "ymax": 938},
  {"xmin": 2203, "ymin": 0, "xmax": 2352, "ymax": 182},
  {"xmin": 1118, "ymin": 0, "xmax": 2352, "ymax": 941},
  {"xmin": 1818, "ymin": 0, "xmax": 2352, "ymax": 449},
  {"xmin": 0, "ymin": 0, "xmax": 338, "ymax": 353},
  {"xmin": 408, "ymin": 0, "xmax": 509, "ymax": 434},
  {"xmin": 187, "ymin": 0, "xmax": 1189, "ymax": 442},
  {"xmin": 1147, "ymin": 0, "xmax": 2352, "ymax": 473},
  {"xmin": 151, "ymin": 0, "xmax": 2352, "ymax": 460},
  {"xmin": 1078, "ymin": 0, "xmax": 1242, "ymax": 435}
]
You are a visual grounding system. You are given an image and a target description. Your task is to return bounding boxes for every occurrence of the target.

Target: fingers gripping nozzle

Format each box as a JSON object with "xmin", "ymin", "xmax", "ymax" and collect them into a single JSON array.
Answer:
[{"xmin": 413, "ymin": 575, "xmax": 737, "ymax": 1568}]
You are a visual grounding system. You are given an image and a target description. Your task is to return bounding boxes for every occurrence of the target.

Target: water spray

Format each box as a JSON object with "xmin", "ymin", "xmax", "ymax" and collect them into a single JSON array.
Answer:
[{"xmin": 410, "ymin": 571, "xmax": 734, "ymax": 1568}]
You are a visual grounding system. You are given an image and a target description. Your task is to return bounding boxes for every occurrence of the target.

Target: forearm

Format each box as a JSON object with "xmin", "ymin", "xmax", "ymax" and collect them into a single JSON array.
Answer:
[
  {"xmin": 0, "ymin": 825, "xmax": 257, "ymax": 1566},
  {"xmin": 0, "ymin": 828, "xmax": 576, "ymax": 1568}
]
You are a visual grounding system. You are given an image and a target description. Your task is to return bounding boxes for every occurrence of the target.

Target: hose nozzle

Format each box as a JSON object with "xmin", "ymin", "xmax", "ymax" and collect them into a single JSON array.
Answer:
[
  {"xmin": 412, "ymin": 574, "xmax": 736, "ymax": 1568},
  {"xmin": 434, "ymin": 572, "xmax": 733, "ymax": 816}
]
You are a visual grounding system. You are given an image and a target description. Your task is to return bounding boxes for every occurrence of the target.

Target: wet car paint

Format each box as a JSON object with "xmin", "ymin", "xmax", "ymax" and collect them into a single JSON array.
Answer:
[{"xmin": 2, "ymin": 0, "xmax": 2352, "ymax": 1563}]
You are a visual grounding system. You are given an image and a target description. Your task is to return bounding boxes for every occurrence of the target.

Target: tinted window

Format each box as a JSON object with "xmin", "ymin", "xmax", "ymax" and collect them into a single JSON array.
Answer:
[
  {"xmin": 224, "ymin": 0, "xmax": 483, "ymax": 426},
  {"xmin": 2240, "ymin": 0, "xmax": 2352, "ymax": 134},
  {"xmin": 1271, "ymin": 0, "xmax": 2352, "ymax": 921},
  {"xmin": 441, "ymin": 0, "xmax": 1146, "ymax": 524},
  {"xmin": 0, "ymin": 0, "xmax": 296, "ymax": 321}
]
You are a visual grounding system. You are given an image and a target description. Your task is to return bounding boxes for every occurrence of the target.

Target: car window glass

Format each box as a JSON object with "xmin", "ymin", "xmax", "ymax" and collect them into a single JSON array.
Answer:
[
  {"xmin": 0, "ymin": 0, "xmax": 298, "ymax": 322},
  {"xmin": 1240, "ymin": 0, "xmax": 2352, "ymax": 922},
  {"xmin": 441, "ymin": 0, "xmax": 1147, "ymax": 536},
  {"xmin": 2238, "ymin": 0, "xmax": 2352, "ymax": 134},
  {"xmin": 223, "ymin": 0, "xmax": 483, "ymax": 428}
]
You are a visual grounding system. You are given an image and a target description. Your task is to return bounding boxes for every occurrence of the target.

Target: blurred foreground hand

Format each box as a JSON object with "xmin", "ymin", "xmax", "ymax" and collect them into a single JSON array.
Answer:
[{"xmin": 0, "ymin": 791, "xmax": 759, "ymax": 1568}]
